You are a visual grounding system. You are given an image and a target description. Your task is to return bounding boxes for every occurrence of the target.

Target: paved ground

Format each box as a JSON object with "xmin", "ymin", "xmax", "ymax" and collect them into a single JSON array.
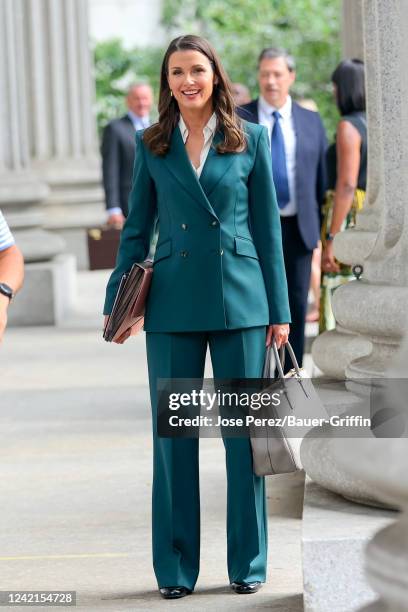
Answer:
[{"xmin": 0, "ymin": 270, "xmax": 306, "ymax": 611}]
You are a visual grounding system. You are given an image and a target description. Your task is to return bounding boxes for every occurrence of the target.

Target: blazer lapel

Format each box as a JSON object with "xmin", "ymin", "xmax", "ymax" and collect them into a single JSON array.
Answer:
[
  {"xmin": 163, "ymin": 126, "xmax": 218, "ymax": 217},
  {"xmin": 199, "ymin": 131, "xmax": 236, "ymax": 198}
]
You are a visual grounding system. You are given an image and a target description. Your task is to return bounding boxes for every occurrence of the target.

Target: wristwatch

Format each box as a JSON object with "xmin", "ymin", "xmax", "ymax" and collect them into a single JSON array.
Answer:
[
  {"xmin": 325, "ymin": 232, "xmax": 335, "ymax": 242},
  {"xmin": 0, "ymin": 282, "xmax": 14, "ymax": 301}
]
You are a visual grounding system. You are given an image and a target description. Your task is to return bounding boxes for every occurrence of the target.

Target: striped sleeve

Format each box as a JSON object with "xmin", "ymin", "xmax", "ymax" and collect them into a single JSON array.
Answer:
[{"xmin": 0, "ymin": 211, "xmax": 15, "ymax": 251}]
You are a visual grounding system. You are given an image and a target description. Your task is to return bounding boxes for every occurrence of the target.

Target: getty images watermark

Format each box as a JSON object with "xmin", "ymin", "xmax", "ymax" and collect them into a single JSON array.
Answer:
[
  {"xmin": 155, "ymin": 377, "xmax": 408, "ymax": 439},
  {"xmin": 166, "ymin": 388, "xmax": 370, "ymax": 430}
]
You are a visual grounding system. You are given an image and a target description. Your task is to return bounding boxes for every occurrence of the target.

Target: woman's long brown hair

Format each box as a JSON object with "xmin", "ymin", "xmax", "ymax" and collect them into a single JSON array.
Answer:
[{"xmin": 143, "ymin": 34, "xmax": 247, "ymax": 156}]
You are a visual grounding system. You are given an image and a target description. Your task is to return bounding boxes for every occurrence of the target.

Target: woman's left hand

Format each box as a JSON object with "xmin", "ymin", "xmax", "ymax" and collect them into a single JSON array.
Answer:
[{"xmin": 266, "ymin": 323, "xmax": 290, "ymax": 348}]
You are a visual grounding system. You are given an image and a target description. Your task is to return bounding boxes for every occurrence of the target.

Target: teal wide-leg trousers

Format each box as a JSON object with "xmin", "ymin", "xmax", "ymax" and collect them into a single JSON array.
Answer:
[{"xmin": 145, "ymin": 327, "xmax": 268, "ymax": 591}]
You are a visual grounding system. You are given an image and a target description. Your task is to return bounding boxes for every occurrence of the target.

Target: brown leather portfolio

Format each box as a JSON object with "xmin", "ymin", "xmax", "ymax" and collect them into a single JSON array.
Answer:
[{"xmin": 103, "ymin": 260, "xmax": 153, "ymax": 343}]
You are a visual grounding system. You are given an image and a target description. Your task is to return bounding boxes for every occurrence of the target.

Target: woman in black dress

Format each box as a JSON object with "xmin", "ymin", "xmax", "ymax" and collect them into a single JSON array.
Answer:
[{"xmin": 320, "ymin": 59, "xmax": 367, "ymax": 332}]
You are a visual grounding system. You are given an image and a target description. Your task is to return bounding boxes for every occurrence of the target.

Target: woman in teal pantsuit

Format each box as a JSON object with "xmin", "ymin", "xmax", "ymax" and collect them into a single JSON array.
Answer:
[{"xmin": 104, "ymin": 35, "xmax": 291, "ymax": 599}]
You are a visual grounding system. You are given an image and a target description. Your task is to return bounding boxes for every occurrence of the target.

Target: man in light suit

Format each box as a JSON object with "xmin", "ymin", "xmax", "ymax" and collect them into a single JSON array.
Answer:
[
  {"xmin": 101, "ymin": 83, "xmax": 153, "ymax": 228},
  {"xmin": 238, "ymin": 48, "xmax": 327, "ymax": 367}
]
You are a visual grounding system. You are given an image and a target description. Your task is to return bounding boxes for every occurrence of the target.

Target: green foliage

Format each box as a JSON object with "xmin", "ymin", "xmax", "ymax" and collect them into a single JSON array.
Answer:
[
  {"xmin": 93, "ymin": 0, "xmax": 342, "ymax": 139},
  {"xmin": 93, "ymin": 39, "xmax": 163, "ymax": 136},
  {"xmin": 162, "ymin": 0, "xmax": 341, "ymax": 136}
]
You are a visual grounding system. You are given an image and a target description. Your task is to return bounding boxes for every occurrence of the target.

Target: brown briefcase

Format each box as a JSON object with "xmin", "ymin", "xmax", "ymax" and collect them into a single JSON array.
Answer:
[{"xmin": 87, "ymin": 226, "xmax": 121, "ymax": 270}]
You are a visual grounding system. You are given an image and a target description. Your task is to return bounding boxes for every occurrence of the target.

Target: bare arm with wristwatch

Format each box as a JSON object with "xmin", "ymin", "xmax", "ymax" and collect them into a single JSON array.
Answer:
[
  {"xmin": 321, "ymin": 119, "xmax": 361, "ymax": 273},
  {"xmin": 0, "ymin": 212, "xmax": 24, "ymax": 342}
]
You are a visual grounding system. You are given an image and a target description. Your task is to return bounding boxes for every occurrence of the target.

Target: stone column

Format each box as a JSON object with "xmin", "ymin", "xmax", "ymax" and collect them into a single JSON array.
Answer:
[
  {"xmin": 299, "ymin": 2, "xmax": 408, "ymax": 608},
  {"xmin": 341, "ymin": 0, "xmax": 364, "ymax": 60},
  {"xmin": 0, "ymin": 0, "xmax": 76, "ymax": 325},
  {"xmin": 321, "ymin": 3, "xmax": 408, "ymax": 608},
  {"xmin": 0, "ymin": 0, "xmax": 49, "ymax": 221},
  {"xmin": 312, "ymin": 0, "xmax": 408, "ymax": 382},
  {"xmin": 301, "ymin": 8, "xmax": 408, "ymax": 608},
  {"xmin": 305, "ymin": 0, "xmax": 408, "ymax": 473},
  {"xmin": 23, "ymin": 0, "xmax": 105, "ymax": 269}
]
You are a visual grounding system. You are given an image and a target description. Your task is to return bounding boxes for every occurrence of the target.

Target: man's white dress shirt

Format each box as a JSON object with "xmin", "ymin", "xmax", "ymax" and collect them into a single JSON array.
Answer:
[
  {"xmin": 258, "ymin": 95, "xmax": 297, "ymax": 216},
  {"xmin": 128, "ymin": 110, "xmax": 150, "ymax": 131}
]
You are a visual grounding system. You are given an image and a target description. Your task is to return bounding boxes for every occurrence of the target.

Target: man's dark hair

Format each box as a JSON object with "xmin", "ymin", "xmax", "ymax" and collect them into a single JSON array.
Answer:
[
  {"xmin": 257, "ymin": 47, "xmax": 296, "ymax": 72},
  {"xmin": 331, "ymin": 59, "xmax": 366, "ymax": 115}
]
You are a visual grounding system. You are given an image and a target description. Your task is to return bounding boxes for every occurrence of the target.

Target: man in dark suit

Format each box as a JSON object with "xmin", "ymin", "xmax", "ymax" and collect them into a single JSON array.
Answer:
[
  {"xmin": 101, "ymin": 83, "xmax": 153, "ymax": 228},
  {"xmin": 238, "ymin": 47, "xmax": 327, "ymax": 367}
]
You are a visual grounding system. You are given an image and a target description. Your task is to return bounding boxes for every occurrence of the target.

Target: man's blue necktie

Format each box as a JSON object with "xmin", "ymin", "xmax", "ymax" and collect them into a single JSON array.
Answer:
[{"xmin": 271, "ymin": 111, "xmax": 290, "ymax": 209}]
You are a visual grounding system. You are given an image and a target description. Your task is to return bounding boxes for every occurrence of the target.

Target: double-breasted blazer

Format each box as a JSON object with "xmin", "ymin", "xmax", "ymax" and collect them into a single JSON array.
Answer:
[{"xmin": 103, "ymin": 119, "xmax": 291, "ymax": 332}]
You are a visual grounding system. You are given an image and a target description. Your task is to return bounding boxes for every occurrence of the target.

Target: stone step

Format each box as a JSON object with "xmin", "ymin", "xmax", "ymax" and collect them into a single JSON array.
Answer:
[{"xmin": 302, "ymin": 478, "xmax": 396, "ymax": 612}]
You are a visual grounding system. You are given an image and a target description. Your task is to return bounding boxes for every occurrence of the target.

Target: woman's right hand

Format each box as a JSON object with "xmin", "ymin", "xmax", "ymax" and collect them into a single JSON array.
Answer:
[
  {"xmin": 266, "ymin": 323, "xmax": 290, "ymax": 348},
  {"xmin": 322, "ymin": 242, "xmax": 340, "ymax": 273}
]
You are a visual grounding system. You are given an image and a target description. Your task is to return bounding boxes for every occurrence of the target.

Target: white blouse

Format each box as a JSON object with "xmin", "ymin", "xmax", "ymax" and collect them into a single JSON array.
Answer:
[{"xmin": 178, "ymin": 112, "xmax": 217, "ymax": 177}]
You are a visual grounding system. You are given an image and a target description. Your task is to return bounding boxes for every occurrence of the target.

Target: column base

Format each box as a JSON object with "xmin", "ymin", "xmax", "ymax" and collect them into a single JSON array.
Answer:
[
  {"xmin": 49, "ymin": 228, "xmax": 90, "ymax": 271},
  {"xmin": 13, "ymin": 228, "xmax": 66, "ymax": 263},
  {"xmin": 300, "ymin": 381, "xmax": 399, "ymax": 509},
  {"xmin": 347, "ymin": 341, "xmax": 401, "ymax": 378},
  {"xmin": 301, "ymin": 433, "xmax": 398, "ymax": 510},
  {"xmin": 312, "ymin": 327, "xmax": 373, "ymax": 379},
  {"xmin": 34, "ymin": 157, "xmax": 106, "ymax": 269},
  {"xmin": 0, "ymin": 172, "xmax": 49, "ymax": 206},
  {"xmin": 44, "ymin": 201, "xmax": 106, "ymax": 270},
  {"xmin": 8, "ymin": 254, "xmax": 77, "ymax": 326}
]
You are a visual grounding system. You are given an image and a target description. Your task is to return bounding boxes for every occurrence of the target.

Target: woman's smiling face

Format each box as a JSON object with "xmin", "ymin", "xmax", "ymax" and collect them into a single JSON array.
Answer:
[{"xmin": 167, "ymin": 49, "xmax": 218, "ymax": 115}]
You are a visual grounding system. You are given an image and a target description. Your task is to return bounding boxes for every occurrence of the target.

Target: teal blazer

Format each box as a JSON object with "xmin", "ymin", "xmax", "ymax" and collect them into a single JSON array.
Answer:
[{"xmin": 103, "ymin": 120, "xmax": 291, "ymax": 332}]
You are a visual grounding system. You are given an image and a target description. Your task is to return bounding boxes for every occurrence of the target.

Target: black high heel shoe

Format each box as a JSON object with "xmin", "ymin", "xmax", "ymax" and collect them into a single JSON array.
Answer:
[
  {"xmin": 159, "ymin": 586, "xmax": 192, "ymax": 599},
  {"xmin": 230, "ymin": 581, "xmax": 262, "ymax": 594}
]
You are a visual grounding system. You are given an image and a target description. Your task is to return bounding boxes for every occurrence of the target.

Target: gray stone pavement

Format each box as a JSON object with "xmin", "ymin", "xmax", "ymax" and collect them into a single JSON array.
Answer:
[{"xmin": 0, "ymin": 270, "xmax": 305, "ymax": 611}]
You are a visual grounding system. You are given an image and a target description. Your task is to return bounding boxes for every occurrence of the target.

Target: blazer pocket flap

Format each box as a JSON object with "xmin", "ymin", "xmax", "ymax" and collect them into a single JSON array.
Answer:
[
  {"xmin": 153, "ymin": 239, "xmax": 172, "ymax": 263},
  {"xmin": 234, "ymin": 236, "xmax": 259, "ymax": 260}
]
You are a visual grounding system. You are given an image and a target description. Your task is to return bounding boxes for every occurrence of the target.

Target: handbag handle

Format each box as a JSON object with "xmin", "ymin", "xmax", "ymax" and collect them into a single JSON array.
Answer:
[
  {"xmin": 263, "ymin": 342, "xmax": 284, "ymax": 378},
  {"xmin": 262, "ymin": 340, "xmax": 302, "ymax": 379}
]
